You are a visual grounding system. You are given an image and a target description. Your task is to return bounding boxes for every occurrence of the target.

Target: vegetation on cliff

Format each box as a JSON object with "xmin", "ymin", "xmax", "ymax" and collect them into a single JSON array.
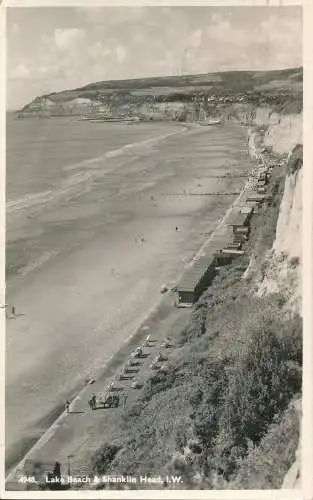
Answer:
[
  {"xmin": 90, "ymin": 148, "xmax": 302, "ymax": 489},
  {"xmin": 18, "ymin": 67, "xmax": 302, "ymax": 118}
]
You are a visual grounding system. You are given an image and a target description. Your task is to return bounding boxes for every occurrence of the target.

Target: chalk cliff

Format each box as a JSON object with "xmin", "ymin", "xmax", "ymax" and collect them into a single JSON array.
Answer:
[{"xmin": 253, "ymin": 114, "xmax": 302, "ymax": 489}]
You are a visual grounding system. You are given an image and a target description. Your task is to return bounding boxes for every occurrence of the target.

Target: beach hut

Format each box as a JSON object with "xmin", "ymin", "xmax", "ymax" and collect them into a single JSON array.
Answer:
[
  {"xmin": 227, "ymin": 208, "xmax": 253, "ymax": 244},
  {"xmin": 227, "ymin": 209, "xmax": 252, "ymax": 234},
  {"xmin": 235, "ymin": 226, "xmax": 250, "ymax": 236},
  {"xmin": 244, "ymin": 200, "xmax": 259, "ymax": 213},
  {"xmin": 176, "ymin": 255, "xmax": 217, "ymax": 306},
  {"xmin": 221, "ymin": 248, "xmax": 245, "ymax": 256},
  {"xmin": 257, "ymin": 179, "xmax": 267, "ymax": 187},
  {"xmin": 246, "ymin": 194, "xmax": 272, "ymax": 204},
  {"xmin": 240, "ymin": 206, "xmax": 254, "ymax": 216},
  {"xmin": 214, "ymin": 250, "xmax": 233, "ymax": 267}
]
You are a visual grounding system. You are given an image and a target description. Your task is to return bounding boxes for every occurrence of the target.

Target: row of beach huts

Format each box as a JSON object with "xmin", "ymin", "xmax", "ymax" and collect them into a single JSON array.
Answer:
[{"xmin": 175, "ymin": 153, "xmax": 277, "ymax": 307}]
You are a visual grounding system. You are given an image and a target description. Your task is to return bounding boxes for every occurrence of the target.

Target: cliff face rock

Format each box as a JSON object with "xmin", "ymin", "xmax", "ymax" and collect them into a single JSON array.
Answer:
[
  {"xmin": 264, "ymin": 113, "xmax": 302, "ymax": 154},
  {"xmin": 274, "ymin": 165, "xmax": 302, "ymax": 260},
  {"xmin": 17, "ymin": 67, "xmax": 302, "ymax": 119},
  {"xmin": 245, "ymin": 110, "xmax": 302, "ymax": 313},
  {"xmin": 253, "ymin": 121, "xmax": 302, "ymax": 490},
  {"xmin": 257, "ymin": 141, "xmax": 302, "ymax": 315}
]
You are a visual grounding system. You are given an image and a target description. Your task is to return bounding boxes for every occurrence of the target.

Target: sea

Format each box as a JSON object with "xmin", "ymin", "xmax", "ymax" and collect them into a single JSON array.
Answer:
[
  {"xmin": 6, "ymin": 114, "xmax": 183, "ymax": 280},
  {"xmin": 6, "ymin": 114, "xmax": 181, "ymax": 204}
]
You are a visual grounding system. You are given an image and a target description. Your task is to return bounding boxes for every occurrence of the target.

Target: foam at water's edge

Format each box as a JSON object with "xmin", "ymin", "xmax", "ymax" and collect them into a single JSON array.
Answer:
[{"xmin": 7, "ymin": 125, "xmax": 187, "ymax": 215}]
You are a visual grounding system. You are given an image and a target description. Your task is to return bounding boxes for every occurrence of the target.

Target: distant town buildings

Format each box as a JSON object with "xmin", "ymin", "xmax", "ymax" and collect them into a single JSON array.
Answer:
[{"xmin": 16, "ymin": 83, "xmax": 301, "ymax": 121}]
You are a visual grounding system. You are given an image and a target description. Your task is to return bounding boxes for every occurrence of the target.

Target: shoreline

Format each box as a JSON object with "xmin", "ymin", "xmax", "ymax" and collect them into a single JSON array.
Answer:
[
  {"xmin": 6, "ymin": 120, "xmax": 190, "ymax": 295},
  {"xmin": 5, "ymin": 123, "xmax": 255, "ymax": 481}
]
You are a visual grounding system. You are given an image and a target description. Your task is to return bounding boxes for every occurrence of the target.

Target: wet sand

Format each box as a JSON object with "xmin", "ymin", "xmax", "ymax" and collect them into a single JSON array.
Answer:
[{"xmin": 6, "ymin": 121, "xmax": 252, "ymax": 469}]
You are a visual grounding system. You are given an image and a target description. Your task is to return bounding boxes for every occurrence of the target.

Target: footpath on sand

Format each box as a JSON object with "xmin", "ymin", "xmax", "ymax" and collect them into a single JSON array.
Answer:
[{"xmin": 5, "ymin": 163, "xmax": 256, "ymax": 491}]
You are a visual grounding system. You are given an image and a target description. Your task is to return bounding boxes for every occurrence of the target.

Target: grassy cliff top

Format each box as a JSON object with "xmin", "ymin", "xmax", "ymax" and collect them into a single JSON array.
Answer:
[{"xmin": 22, "ymin": 67, "xmax": 302, "ymax": 110}]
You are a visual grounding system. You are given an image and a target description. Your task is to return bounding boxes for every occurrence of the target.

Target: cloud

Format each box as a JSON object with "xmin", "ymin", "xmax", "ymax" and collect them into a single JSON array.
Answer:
[
  {"xmin": 10, "ymin": 63, "xmax": 31, "ymax": 80},
  {"xmin": 116, "ymin": 45, "xmax": 127, "ymax": 64},
  {"xmin": 208, "ymin": 19, "xmax": 248, "ymax": 47},
  {"xmin": 189, "ymin": 29, "xmax": 203, "ymax": 49},
  {"xmin": 205, "ymin": 11, "xmax": 302, "ymax": 68},
  {"xmin": 77, "ymin": 7, "xmax": 147, "ymax": 26},
  {"xmin": 89, "ymin": 41, "xmax": 111, "ymax": 60},
  {"xmin": 54, "ymin": 29, "xmax": 86, "ymax": 49},
  {"xmin": 258, "ymin": 14, "xmax": 302, "ymax": 67},
  {"xmin": 211, "ymin": 12, "xmax": 223, "ymax": 24},
  {"xmin": 6, "ymin": 6, "xmax": 302, "ymax": 109},
  {"xmin": 134, "ymin": 33, "xmax": 144, "ymax": 43}
]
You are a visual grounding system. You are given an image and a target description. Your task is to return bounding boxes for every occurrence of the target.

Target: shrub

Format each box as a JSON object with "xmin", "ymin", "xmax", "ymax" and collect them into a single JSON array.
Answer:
[
  {"xmin": 206, "ymin": 323, "xmax": 301, "ymax": 478},
  {"xmin": 180, "ymin": 306, "xmax": 208, "ymax": 343},
  {"xmin": 142, "ymin": 369, "xmax": 178, "ymax": 401},
  {"xmin": 290, "ymin": 256, "xmax": 300, "ymax": 268},
  {"xmin": 229, "ymin": 397, "xmax": 301, "ymax": 489},
  {"xmin": 91, "ymin": 444, "xmax": 121, "ymax": 474},
  {"xmin": 171, "ymin": 451, "xmax": 187, "ymax": 472},
  {"xmin": 175, "ymin": 426, "xmax": 188, "ymax": 452},
  {"xmin": 123, "ymin": 400, "xmax": 145, "ymax": 419},
  {"xmin": 287, "ymin": 145, "xmax": 303, "ymax": 175},
  {"xmin": 274, "ymin": 314, "xmax": 302, "ymax": 366}
]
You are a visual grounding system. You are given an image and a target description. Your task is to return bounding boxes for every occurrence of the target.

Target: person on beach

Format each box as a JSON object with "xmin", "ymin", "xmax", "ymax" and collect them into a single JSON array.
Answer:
[
  {"xmin": 65, "ymin": 401, "xmax": 71, "ymax": 414},
  {"xmin": 91, "ymin": 393, "xmax": 97, "ymax": 410},
  {"xmin": 162, "ymin": 338, "xmax": 171, "ymax": 348},
  {"xmin": 123, "ymin": 394, "xmax": 128, "ymax": 410},
  {"xmin": 135, "ymin": 346, "xmax": 143, "ymax": 358},
  {"xmin": 144, "ymin": 335, "xmax": 151, "ymax": 347}
]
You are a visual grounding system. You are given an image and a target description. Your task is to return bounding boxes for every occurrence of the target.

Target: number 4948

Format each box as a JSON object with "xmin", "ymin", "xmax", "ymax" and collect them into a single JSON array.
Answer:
[{"xmin": 18, "ymin": 475, "xmax": 37, "ymax": 483}]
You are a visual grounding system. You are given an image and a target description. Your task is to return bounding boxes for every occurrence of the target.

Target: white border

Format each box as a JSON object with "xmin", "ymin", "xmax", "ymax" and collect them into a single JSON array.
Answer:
[
  {"xmin": 0, "ymin": 1, "xmax": 311, "ymax": 499},
  {"xmin": 0, "ymin": 1, "xmax": 7, "ymax": 498},
  {"xmin": 302, "ymin": 0, "xmax": 313, "ymax": 499}
]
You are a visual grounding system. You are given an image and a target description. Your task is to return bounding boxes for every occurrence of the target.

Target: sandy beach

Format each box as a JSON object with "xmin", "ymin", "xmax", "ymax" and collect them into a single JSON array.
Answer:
[{"xmin": 6, "ymin": 120, "xmax": 253, "ymax": 470}]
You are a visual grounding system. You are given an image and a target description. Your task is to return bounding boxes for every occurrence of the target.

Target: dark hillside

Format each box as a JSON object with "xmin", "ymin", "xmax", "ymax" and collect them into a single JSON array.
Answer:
[{"xmin": 19, "ymin": 67, "xmax": 302, "ymax": 114}]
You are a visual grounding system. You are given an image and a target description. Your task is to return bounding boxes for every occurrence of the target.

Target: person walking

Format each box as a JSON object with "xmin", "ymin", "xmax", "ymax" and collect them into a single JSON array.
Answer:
[
  {"xmin": 145, "ymin": 335, "xmax": 151, "ymax": 347},
  {"xmin": 11, "ymin": 306, "xmax": 16, "ymax": 317},
  {"xmin": 91, "ymin": 393, "xmax": 97, "ymax": 410},
  {"xmin": 123, "ymin": 394, "xmax": 128, "ymax": 410},
  {"xmin": 65, "ymin": 401, "xmax": 71, "ymax": 414}
]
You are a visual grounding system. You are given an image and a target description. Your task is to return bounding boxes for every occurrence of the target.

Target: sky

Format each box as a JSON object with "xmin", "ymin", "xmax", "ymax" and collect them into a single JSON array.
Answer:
[{"xmin": 6, "ymin": 6, "xmax": 302, "ymax": 109}]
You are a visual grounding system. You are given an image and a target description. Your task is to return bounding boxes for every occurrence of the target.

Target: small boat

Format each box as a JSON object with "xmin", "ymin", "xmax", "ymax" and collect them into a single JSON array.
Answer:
[{"xmin": 199, "ymin": 119, "xmax": 221, "ymax": 126}]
